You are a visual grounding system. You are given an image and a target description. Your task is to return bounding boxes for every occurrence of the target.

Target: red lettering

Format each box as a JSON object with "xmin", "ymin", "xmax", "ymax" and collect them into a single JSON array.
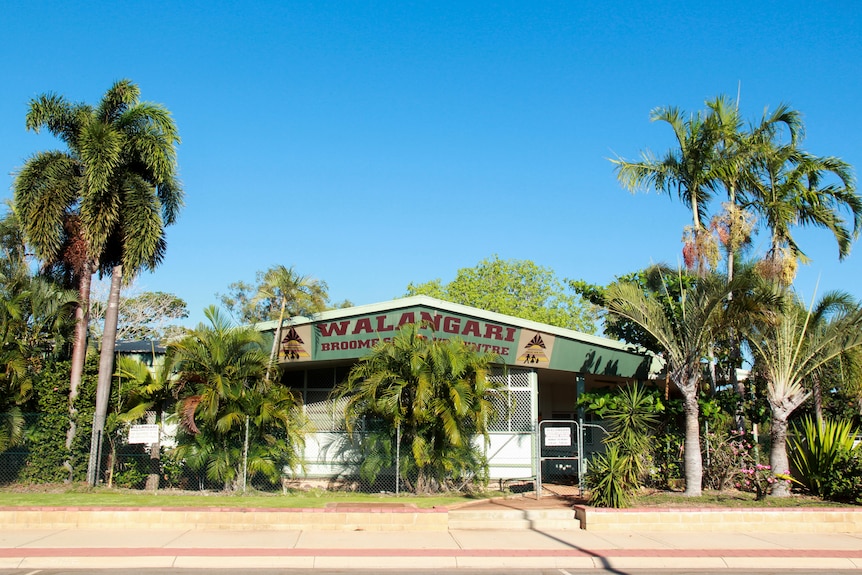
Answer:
[
  {"xmin": 319, "ymin": 321, "xmax": 349, "ymax": 337},
  {"xmin": 352, "ymin": 318, "xmax": 373, "ymax": 334},
  {"xmin": 397, "ymin": 312, "xmax": 415, "ymax": 327},
  {"xmin": 357, "ymin": 339, "xmax": 374, "ymax": 349},
  {"xmin": 504, "ymin": 327, "xmax": 516, "ymax": 342},
  {"xmin": 484, "ymin": 324, "xmax": 503, "ymax": 340},
  {"xmin": 419, "ymin": 311, "xmax": 441, "ymax": 331},
  {"xmin": 501, "ymin": 348, "xmax": 509, "ymax": 356},
  {"xmin": 321, "ymin": 343, "xmax": 330, "ymax": 351},
  {"xmin": 376, "ymin": 315, "xmax": 395, "ymax": 332},
  {"xmin": 443, "ymin": 316, "xmax": 460, "ymax": 334},
  {"xmin": 461, "ymin": 320, "xmax": 481, "ymax": 337}
]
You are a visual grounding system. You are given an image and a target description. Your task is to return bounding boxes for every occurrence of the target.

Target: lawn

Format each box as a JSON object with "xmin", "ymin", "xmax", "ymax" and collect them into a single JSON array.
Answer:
[{"xmin": 0, "ymin": 484, "xmax": 485, "ymax": 509}]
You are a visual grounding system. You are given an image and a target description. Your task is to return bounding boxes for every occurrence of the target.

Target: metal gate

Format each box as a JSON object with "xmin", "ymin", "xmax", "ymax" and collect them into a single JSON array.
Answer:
[{"xmin": 537, "ymin": 420, "xmax": 608, "ymax": 497}]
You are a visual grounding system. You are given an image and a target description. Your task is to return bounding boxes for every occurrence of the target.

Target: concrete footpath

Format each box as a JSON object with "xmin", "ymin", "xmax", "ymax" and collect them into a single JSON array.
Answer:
[
  {"xmin": 1, "ymin": 525, "xmax": 861, "ymax": 571},
  {"xmin": 0, "ymin": 499, "xmax": 862, "ymax": 573}
]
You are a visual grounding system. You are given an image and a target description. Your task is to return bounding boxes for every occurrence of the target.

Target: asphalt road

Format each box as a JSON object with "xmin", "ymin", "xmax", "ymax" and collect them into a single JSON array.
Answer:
[{"xmin": 0, "ymin": 569, "xmax": 859, "ymax": 575}]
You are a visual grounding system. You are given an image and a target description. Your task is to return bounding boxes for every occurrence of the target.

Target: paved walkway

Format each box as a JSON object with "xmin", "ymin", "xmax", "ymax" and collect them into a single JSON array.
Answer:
[{"xmin": 2, "ymin": 526, "xmax": 861, "ymax": 570}]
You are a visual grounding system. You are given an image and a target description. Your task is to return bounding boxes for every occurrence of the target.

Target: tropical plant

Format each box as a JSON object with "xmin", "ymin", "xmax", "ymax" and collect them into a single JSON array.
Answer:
[
  {"xmin": 333, "ymin": 322, "xmax": 501, "ymax": 493},
  {"xmin": 603, "ymin": 271, "xmax": 771, "ymax": 496},
  {"xmin": 13, "ymin": 80, "xmax": 183, "ymax": 484},
  {"xmin": 747, "ymin": 145, "xmax": 860, "ymax": 285},
  {"xmin": 585, "ymin": 444, "xmax": 634, "ymax": 508},
  {"xmin": 170, "ymin": 306, "xmax": 306, "ymax": 491},
  {"xmin": 249, "ymin": 265, "xmax": 328, "ymax": 381},
  {"xmin": 217, "ymin": 264, "xmax": 334, "ymax": 326},
  {"xmin": 746, "ymin": 290, "xmax": 862, "ymax": 496},
  {"xmin": 612, "ymin": 104, "xmax": 723, "ymax": 273},
  {"xmin": 109, "ymin": 353, "xmax": 176, "ymax": 490},
  {"xmin": 789, "ymin": 415, "xmax": 862, "ymax": 501}
]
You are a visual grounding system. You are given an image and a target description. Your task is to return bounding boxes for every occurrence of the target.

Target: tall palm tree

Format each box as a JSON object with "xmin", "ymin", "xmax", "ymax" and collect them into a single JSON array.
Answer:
[
  {"xmin": 251, "ymin": 265, "xmax": 328, "ymax": 381},
  {"xmin": 747, "ymin": 144, "xmax": 860, "ymax": 285},
  {"xmin": 333, "ymin": 322, "xmax": 501, "ymax": 493},
  {"xmin": 612, "ymin": 105, "xmax": 721, "ymax": 273},
  {"xmin": 746, "ymin": 290, "xmax": 862, "ymax": 496},
  {"xmin": 13, "ymin": 80, "xmax": 183, "ymax": 483},
  {"xmin": 170, "ymin": 306, "xmax": 306, "ymax": 490},
  {"xmin": 603, "ymin": 272, "xmax": 770, "ymax": 496}
]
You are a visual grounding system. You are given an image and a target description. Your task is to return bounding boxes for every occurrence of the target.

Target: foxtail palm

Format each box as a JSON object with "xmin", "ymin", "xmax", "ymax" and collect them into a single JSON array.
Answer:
[
  {"xmin": 112, "ymin": 352, "xmax": 175, "ymax": 490},
  {"xmin": 746, "ymin": 291, "xmax": 862, "ymax": 496},
  {"xmin": 14, "ymin": 80, "xmax": 183, "ymax": 484}
]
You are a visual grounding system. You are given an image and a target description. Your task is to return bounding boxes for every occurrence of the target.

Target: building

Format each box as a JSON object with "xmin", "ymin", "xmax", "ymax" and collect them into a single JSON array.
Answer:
[{"xmin": 259, "ymin": 296, "xmax": 662, "ymax": 490}]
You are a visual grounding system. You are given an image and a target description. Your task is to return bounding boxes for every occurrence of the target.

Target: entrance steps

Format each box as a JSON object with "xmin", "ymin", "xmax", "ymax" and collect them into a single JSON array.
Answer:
[{"xmin": 447, "ymin": 507, "xmax": 579, "ymax": 530}]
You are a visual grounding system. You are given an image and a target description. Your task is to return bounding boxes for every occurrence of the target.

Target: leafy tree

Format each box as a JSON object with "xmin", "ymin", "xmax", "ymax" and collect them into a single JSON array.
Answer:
[
  {"xmin": 13, "ymin": 80, "xmax": 183, "ymax": 485},
  {"xmin": 170, "ymin": 306, "xmax": 306, "ymax": 491},
  {"xmin": 333, "ymin": 322, "xmax": 501, "ymax": 493},
  {"xmin": 745, "ymin": 289, "xmax": 862, "ymax": 497},
  {"xmin": 89, "ymin": 278, "xmax": 188, "ymax": 341},
  {"xmin": 406, "ymin": 255, "xmax": 596, "ymax": 333}
]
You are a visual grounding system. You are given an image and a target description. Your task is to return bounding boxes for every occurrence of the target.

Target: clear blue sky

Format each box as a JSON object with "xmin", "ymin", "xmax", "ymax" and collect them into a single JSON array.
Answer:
[{"xmin": 2, "ymin": 1, "xmax": 860, "ymax": 328}]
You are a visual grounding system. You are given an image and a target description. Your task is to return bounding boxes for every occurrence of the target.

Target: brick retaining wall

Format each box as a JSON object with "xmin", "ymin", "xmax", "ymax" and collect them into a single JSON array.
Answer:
[{"xmin": 573, "ymin": 505, "xmax": 862, "ymax": 533}]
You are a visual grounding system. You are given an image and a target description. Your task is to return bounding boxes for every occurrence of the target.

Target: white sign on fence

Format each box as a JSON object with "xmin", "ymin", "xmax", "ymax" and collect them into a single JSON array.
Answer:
[
  {"xmin": 128, "ymin": 424, "xmax": 160, "ymax": 444},
  {"xmin": 544, "ymin": 426, "xmax": 572, "ymax": 447}
]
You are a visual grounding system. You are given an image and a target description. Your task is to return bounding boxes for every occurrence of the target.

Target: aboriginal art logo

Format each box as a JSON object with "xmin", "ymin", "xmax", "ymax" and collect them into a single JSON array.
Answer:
[
  {"xmin": 518, "ymin": 333, "xmax": 549, "ymax": 365},
  {"xmin": 279, "ymin": 327, "xmax": 310, "ymax": 361}
]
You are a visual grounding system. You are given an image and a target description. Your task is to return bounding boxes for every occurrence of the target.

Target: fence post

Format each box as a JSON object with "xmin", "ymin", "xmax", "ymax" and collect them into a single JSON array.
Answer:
[
  {"xmin": 395, "ymin": 422, "xmax": 400, "ymax": 496},
  {"xmin": 242, "ymin": 415, "xmax": 249, "ymax": 493}
]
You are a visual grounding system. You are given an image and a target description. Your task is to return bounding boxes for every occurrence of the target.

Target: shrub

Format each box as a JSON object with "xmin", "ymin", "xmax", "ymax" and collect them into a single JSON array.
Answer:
[
  {"xmin": 586, "ymin": 445, "xmax": 634, "ymax": 508},
  {"xmin": 790, "ymin": 416, "xmax": 861, "ymax": 502}
]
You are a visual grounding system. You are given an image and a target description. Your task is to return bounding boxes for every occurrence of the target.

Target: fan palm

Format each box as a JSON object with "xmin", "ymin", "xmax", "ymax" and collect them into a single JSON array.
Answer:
[
  {"xmin": 746, "ymin": 290, "xmax": 862, "ymax": 496},
  {"xmin": 334, "ymin": 322, "xmax": 500, "ymax": 493},
  {"xmin": 603, "ymin": 271, "xmax": 771, "ymax": 496}
]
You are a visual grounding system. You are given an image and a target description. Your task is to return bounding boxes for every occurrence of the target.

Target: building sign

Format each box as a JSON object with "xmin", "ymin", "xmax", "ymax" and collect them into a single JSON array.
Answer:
[
  {"xmin": 128, "ymin": 424, "xmax": 160, "ymax": 444},
  {"xmin": 276, "ymin": 306, "xmax": 556, "ymax": 367}
]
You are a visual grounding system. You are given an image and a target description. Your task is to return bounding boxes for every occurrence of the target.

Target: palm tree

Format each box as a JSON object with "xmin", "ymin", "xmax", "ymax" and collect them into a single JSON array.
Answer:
[
  {"xmin": 333, "ymin": 322, "xmax": 501, "ymax": 493},
  {"xmin": 251, "ymin": 265, "xmax": 328, "ymax": 381},
  {"xmin": 746, "ymin": 290, "xmax": 862, "ymax": 496},
  {"xmin": 612, "ymin": 105, "xmax": 721, "ymax": 273},
  {"xmin": 747, "ymin": 144, "xmax": 859, "ymax": 285},
  {"xmin": 13, "ymin": 80, "xmax": 183, "ymax": 483},
  {"xmin": 170, "ymin": 306, "xmax": 306, "ymax": 491},
  {"xmin": 603, "ymin": 272, "xmax": 770, "ymax": 496},
  {"xmin": 112, "ymin": 352, "xmax": 175, "ymax": 490}
]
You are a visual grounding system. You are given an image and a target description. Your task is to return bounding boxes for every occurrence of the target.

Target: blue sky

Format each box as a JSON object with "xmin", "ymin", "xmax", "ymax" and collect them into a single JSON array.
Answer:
[{"xmin": 2, "ymin": 1, "xmax": 860, "ymax": 328}]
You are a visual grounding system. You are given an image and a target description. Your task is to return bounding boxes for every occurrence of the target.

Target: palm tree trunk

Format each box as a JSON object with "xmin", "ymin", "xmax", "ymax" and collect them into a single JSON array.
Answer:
[
  {"xmin": 681, "ymin": 389, "xmax": 703, "ymax": 497},
  {"xmin": 64, "ymin": 259, "xmax": 93, "ymax": 482},
  {"xmin": 769, "ymin": 415, "xmax": 791, "ymax": 497},
  {"xmin": 87, "ymin": 264, "xmax": 123, "ymax": 486},
  {"xmin": 812, "ymin": 375, "xmax": 824, "ymax": 425},
  {"xmin": 265, "ymin": 297, "xmax": 287, "ymax": 382}
]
